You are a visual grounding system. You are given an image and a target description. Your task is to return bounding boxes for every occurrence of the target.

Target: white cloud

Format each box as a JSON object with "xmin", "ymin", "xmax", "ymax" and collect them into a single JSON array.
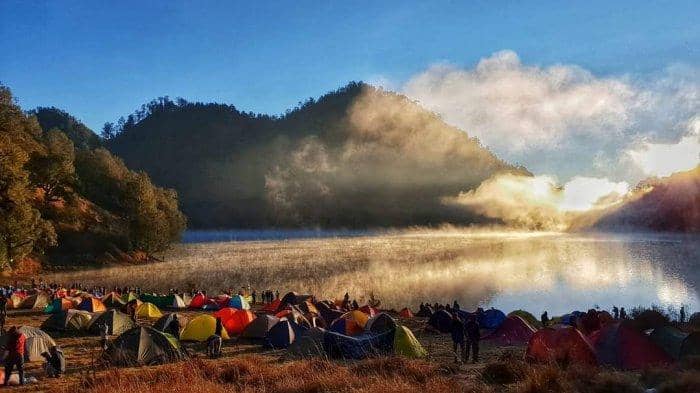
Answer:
[
  {"xmin": 627, "ymin": 117, "xmax": 700, "ymax": 177},
  {"xmin": 401, "ymin": 50, "xmax": 700, "ymax": 183}
]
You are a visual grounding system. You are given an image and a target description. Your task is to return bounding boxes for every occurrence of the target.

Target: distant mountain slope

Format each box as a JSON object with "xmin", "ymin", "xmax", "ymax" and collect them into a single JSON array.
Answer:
[
  {"xmin": 107, "ymin": 82, "xmax": 527, "ymax": 228},
  {"xmin": 587, "ymin": 166, "xmax": 699, "ymax": 232}
]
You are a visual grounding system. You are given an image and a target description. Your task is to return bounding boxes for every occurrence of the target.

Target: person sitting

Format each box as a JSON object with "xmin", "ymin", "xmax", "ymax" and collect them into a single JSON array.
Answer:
[{"xmin": 41, "ymin": 346, "xmax": 65, "ymax": 378}]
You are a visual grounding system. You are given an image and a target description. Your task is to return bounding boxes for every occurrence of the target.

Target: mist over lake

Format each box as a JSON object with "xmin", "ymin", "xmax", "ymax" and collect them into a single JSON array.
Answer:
[{"xmin": 46, "ymin": 230, "xmax": 700, "ymax": 316}]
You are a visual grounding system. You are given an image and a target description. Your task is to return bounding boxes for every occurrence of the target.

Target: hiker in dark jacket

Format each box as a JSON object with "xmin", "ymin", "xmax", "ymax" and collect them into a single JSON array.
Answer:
[
  {"xmin": 465, "ymin": 316, "xmax": 480, "ymax": 363},
  {"xmin": 541, "ymin": 311, "xmax": 549, "ymax": 327},
  {"xmin": 450, "ymin": 313, "xmax": 466, "ymax": 363},
  {"xmin": 168, "ymin": 314, "xmax": 181, "ymax": 339}
]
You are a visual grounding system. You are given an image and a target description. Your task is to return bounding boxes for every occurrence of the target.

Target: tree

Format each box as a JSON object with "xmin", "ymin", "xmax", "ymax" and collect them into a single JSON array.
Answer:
[
  {"xmin": 101, "ymin": 122, "xmax": 116, "ymax": 139},
  {"xmin": 27, "ymin": 129, "xmax": 76, "ymax": 206},
  {"xmin": 0, "ymin": 134, "xmax": 56, "ymax": 269}
]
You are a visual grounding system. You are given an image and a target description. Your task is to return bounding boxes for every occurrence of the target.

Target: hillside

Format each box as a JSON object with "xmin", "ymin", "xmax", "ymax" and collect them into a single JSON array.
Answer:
[
  {"xmin": 0, "ymin": 86, "xmax": 186, "ymax": 271},
  {"xmin": 584, "ymin": 166, "xmax": 700, "ymax": 233},
  {"xmin": 107, "ymin": 82, "xmax": 527, "ymax": 228}
]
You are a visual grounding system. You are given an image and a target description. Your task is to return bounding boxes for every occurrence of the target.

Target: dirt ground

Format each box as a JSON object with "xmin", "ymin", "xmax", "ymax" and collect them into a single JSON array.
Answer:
[{"xmin": 1, "ymin": 306, "xmax": 516, "ymax": 392}]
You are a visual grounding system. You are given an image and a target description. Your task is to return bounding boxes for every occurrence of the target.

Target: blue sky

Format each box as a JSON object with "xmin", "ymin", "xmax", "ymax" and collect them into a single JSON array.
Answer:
[{"xmin": 1, "ymin": 1, "xmax": 698, "ymax": 133}]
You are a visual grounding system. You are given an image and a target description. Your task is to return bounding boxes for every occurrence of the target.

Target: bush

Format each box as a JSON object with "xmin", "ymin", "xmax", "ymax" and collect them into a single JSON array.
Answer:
[{"xmin": 481, "ymin": 360, "xmax": 527, "ymax": 385}]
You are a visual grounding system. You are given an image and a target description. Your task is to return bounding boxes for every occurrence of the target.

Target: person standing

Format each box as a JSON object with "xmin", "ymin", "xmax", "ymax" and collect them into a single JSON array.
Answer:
[
  {"xmin": 541, "ymin": 311, "xmax": 549, "ymax": 327},
  {"xmin": 465, "ymin": 316, "xmax": 480, "ymax": 363},
  {"xmin": 99, "ymin": 323, "xmax": 109, "ymax": 352},
  {"xmin": 251, "ymin": 290, "xmax": 257, "ymax": 305},
  {"xmin": 612, "ymin": 306, "xmax": 619, "ymax": 320},
  {"xmin": 450, "ymin": 313, "xmax": 466, "ymax": 363},
  {"xmin": 3, "ymin": 327, "xmax": 26, "ymax": 386},
  {"xmin": 680, "ymin": 306, "xmax": 686, "ymax": 324},
  {"xmin": 619, "ymin": 307, "xmax": 627, "ymax": 320},
  {"xmin": 0, "ymin": 295, "xmax": 7, "ymax": 334}
]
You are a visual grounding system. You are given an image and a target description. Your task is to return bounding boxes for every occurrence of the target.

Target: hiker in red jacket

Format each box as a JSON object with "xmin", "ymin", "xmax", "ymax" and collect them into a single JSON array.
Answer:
[{"xmin": 3, "ymin": 326, "xmax": 26, "ymax": 386}]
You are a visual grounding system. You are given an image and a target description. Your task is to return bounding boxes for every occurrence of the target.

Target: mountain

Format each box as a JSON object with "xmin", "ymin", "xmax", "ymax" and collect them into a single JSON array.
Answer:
[
  {"xmin": 584, "ymin": 166, "xmax": 700, "ymax": 233},
  {"xmin": 107, "ymin": 82, "xmax": 527, "ymax": 228},
  {"xmin": 0, "ymin": 86, "xmax": 186, "ymax": 271}
]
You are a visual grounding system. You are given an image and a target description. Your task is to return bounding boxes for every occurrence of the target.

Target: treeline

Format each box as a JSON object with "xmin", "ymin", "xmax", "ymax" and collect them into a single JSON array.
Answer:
[
  {"xmin": 107, "ymin": 82, "xmax": 525, "ymax": 228},
  {"xmin": 0, "ymin": 86, "xmax": 186, "ymax": 270}
]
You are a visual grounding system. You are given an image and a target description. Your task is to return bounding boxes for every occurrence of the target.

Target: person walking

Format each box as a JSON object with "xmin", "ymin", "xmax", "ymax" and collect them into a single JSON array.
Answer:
[
  {"xmin": 3, "ymin": 327, "xmax": 26, "ymax": 386},
  {"xmin": 465, "ymin": 316, "xmax": 480, "ymax": 363},
  {"xmin": 450, "ymin": 312, "xmax": 466, "ymax": 363}
]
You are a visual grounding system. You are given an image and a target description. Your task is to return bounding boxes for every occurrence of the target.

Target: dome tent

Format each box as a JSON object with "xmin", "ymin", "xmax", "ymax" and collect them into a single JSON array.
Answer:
[
  {"xmin": 526, "ymin": 326, "xmax": 597, "ymax": 366},
  {"xmin": 399, "ymin": 308, "xmax": 414, "ymax": 318},
  {"xmin": 43, "ymin": 298, "xmax": 74, "ymax": 314},
  {"xmin": 136, "ymin": 302, "xmax": 163, "ymax": 319},
  {"xmin": 214, "ymin": 308, "xmax": 256, "ymax": 335},
  {"xmin": 485, "ymin": 315, "xmax": 536, "ymax": 346},
  {"xmin": 88, "ymin": 310, "xmax": 135, "ymax": 336},
  {"xmin": 105, "ymin": 326, "xmax": 185, "ymax": 366},
  {"xmin": 153, "ymin": 313, "xmax": 188, "ymax": 335},
  {"xmin": 241, "ymin": 315, "xmax": 280, "ymax": 340},
  {"xmin": 41, "ymin": 310, "xmax": 93, "ymax": 332},
  {"xmin": 394, "ymin": 325, "xmax": 427, "ymax": 358},
  {"xmin": 101, "ymin": 292, "xmax": 126, "ymax": 308},
  {"xmin": 18, "ymin": 292, "xmax": 50, "ymax": 310},
  {"xmin": 180, "ymin": 314, "xmax": 230, "ymax": 342},
  {"xmin": 228, "ymin": 295, "xmax": 250, "ymax": 310},
  {"xmin": 285, "ymin": 327, "xmax": 327, "ymax": 359},
  {"xmin": 0, "ymin": 326, "xmax": 56, "ymax": 362},
  {"xmin": 365, "ymin": 313, "xmax": 398, "ymax": 334},
  {"xmin": 264, "ymin": 318, "xmax": 304, "ymax": 349},
  {"xmin": 329, "ymin": 310, "xmax": 369, "ymax": 336},
  {"xmin": 428, "ymin": 310, "xmax": 453, "ymax": 333},
  {"xmin": 78, "ymin": 297, "xmax": 107, "ymax": 313},
  {"xmin": 590, "ymin": 322, "xmax": 672, "ymax": 370}
]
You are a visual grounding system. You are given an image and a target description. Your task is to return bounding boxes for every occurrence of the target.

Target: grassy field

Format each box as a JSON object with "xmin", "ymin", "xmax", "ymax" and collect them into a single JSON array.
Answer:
[{"xmin": 4, "ymin": 306, "xmax": 700, "ymax": 393}]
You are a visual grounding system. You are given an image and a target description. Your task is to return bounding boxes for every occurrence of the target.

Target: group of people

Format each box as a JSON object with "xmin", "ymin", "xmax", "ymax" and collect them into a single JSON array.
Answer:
[{"xmin": 0, "ymin": 326, "xmax": 65, "ymax": 386}]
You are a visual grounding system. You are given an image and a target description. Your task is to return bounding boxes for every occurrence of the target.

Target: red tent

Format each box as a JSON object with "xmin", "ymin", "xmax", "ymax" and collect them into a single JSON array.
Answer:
[
  {"xmin": 526, "ymin": 326, "xmax": 597, "ymax": 366},
  {"xmin": 189, "ymin": 293, "xmax": 206, "ymax": 309},
  {"xmin": 485, "ymin": 315, "xmax": 536, "ymax": 346},
  {"xmin": 590, "ymin": 322, "xmax": 672, "ymax": 370},
  {"xmin": 214, "ymin": 307, "xmax": 256, "ymax": 335},
  {"xmin": 214, "ymin": 295, "xmax": 231, "ymax": 309},
  {"xmin": 262, "ymin": 299, "xmax": 281, "ymax": 313},
  {"xmin": 399, "ymin": 308, "xmax": 414, "ymax": 318}
]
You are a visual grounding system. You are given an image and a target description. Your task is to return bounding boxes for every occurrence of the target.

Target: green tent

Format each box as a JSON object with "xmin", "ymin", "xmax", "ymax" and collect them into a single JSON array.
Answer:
[
  {"xmin": 139, "ymin": 294, "xmax": 175, "ymax": 309},
  {"xmin": 105, "ymin": 326, "xmax": 185, "ymax": 366},
  {"xmin": 680, "ymin": 332, "xmax": 700, "ymax": 360},
  {"xmin": 394, "ymin": 325, "xmax": 427, "ymax": 358},
  {"xmin": 649, "ymin": 326, "xmax": 688, "ymax": 360},
  {"xmin": 41, "ymin": 310, "xmax": 93, "ymax": 332},
  {"xmin": 88, "ymin": 310, "xmax": 136, "ymax": 336}
]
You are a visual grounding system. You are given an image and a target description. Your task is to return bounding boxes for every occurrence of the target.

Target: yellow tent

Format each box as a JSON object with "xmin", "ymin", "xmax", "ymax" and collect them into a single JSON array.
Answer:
[
  {"xmin": 136, "ymin": 302, "xmax": 163, "ymax": 319},
  {"xmin": 394, "ymin": 325, "xmax": 427, "ymax": 358},
  {"xmin": 180, "ymin": 314, "xmax": 230, "ymax": 341}
]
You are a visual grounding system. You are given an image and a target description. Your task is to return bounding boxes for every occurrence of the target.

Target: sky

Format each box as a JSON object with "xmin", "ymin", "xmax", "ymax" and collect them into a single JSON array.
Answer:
[{"xmin": 1, "ymin": 1, "xmax": 699, "ymax": 189}]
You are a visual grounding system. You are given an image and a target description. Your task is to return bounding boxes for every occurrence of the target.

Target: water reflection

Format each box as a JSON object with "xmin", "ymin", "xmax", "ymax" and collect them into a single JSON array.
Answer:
[{"xmin": 45, "ymin": 231, "xmax": 699, "ymax": 316}]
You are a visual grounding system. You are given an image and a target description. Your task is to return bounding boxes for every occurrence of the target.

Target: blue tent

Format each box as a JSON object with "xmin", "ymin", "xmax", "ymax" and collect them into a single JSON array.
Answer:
[
  {"xmin": 323, "ymin": 330, "xmax": 394, "ymax": 359},
  {"xmin": 264, "ymin": 319, "xmax": 305, "ymax": 349},
  {"xmin": 479, "ymin": 308, "xmax": 507, "ymax": 329},
  {"xmin": 228, "ymin": 295, "xmax": 250, "ymax": 310},
  {"xmin": 428, "ymin": 310, "xmax": 453, "ymax": 333}
]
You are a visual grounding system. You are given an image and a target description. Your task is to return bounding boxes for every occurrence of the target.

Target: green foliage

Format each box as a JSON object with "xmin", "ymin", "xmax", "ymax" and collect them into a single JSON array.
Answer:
[
  {"xmin": 27, "ymin": 129, "xmax": 76, "ymax": 206},
  {"xmin": 31, "ymin": 107, "xmax": 102, "ymax": 149},
  {"xmin": 107, "ymin": 82, "xmax": 524, "ymax": 228}
]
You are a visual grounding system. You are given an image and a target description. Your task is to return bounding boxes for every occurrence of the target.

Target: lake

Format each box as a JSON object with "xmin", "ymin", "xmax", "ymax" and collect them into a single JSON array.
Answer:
[{"xmin": 46, "ymin": 230, "xmax": 700, "ymax": 317}]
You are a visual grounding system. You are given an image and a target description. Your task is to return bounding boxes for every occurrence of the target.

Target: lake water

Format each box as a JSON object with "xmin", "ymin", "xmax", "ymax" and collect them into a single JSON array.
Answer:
[{"xmin": 47, "ymin": 230, "xmax": 700, "ymax": 317}]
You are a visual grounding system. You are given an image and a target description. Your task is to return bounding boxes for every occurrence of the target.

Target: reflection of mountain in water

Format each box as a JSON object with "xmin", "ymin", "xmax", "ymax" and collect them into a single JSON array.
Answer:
[{"xmin": 42, "ymin": 232, "xmax": 699, "ymax": 315}]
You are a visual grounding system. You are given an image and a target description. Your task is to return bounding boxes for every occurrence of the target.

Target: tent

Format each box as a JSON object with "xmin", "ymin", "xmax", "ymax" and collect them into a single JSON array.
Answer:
[
  {"xmin": 649, "ymin": 326, "xmax": 688, "ymax": 360},
  {"xmin": 153, "ymin": 313, "xmax": 188, "ymax": 335},
  {"xmin": 78, "ymin": 297, "xmax": 107, "ymax": 313},
  {"xmin": 508, "ymin": 310, "xmax": 541, "ymax": 328},
  {"xmin": 689, "ymin": 312, "xmax": 700, "ymax": 328},
  {"xmin": 394, "ymin": 325, "xmax": 427, "ymax": 358},
  {"xmin": 560, "ymin": 311, "xmax": 585, "ymax": 327},
  {"xmin": 41, "ymin": 309, "xmax": 93, "ymax": 332},
  {"xmin": 180, "ymin": 315, "xmax": 230, "ymax": 341},
  {"xmin": 105, "ymin": 326, "xmax": 184, "ymax": 366},
  {"xmin": 121, "ymin": 292, "xmax": 139, "ymax": 304},
  {"xmin": 43, "ymin": 298, "xmax": 74, "ymax": 314},
  {"xmin": 285, "ymin": 327, "xmax": 326, "ymax": 358},
  {"xmin": 136, "ymin": 302, "xmax": 163, "ymax": 319},
  {"xmin": 416, "ymin": 305, "xmax": 433, "ymax": 318},
  {"xmin": 88, "ymin": 310, "xmax": 135, "ymax": 336},
  {"xmin": 214, "ymin": 308, "xmax": 256, "ymax": 335},
  {"xmin": 278, "ymin": 292, "xmax": 312, "ymax": 310},
  {"xmin": 526, "ymin": 326, "xmax": 597, "ymax": 366},
  {"xmin": 632, "ymin": 309, "xmax": 669, "ymax": 331},
  {"xmin": 315, "ymin": 302, "xmax": 344, "ymax": 325},
  {"xmin": 0, "ymin": 327, "xmax": 56, "ymax": 362},
  {"xmin": 590, "ymin": 322, "xmax": 672, "ymax": 370},
  {"xmin": 359, "ymin": 305, "xmax": 378, "ymax": 317},
  {"xmin": 101, "ymin": 292, "xmax": 126, "ymax": 308},
  {"xmin": 214, "ymin": 295, "xmax": 231, "ymax": 309},
  {"xmin": 399, "ymin": 308, "xmax": 414, "ymax": 318},
  {"xmin": 265, "ymin": 318, "xmax": 302, "ymax": 349},
  {"xmin": 428, "ymin": 310, "xmax": 453, "ymax": 333},
  {"xmin": 139, "ymin": 294, "xmax": 174, "ymax": 309},
  {"xmin": 18, "ymin": 292, "xmax": 50, "ymax": 310},
  {"xmin": 262, "ymin": 299, "xmax": 281, "ymax": 313},
  {"xmin": 228, "ymin": 295, "xmax": 250, "ymax": 310},
  {"xmin": 241, "ymin": 315, "xmax": 280, "ymax": 340},
  {"xmin": 9, "ymin": 293, "xmax": 25, "ymax": 309},
  {"xmin": 479, "ymin": 308, "xmax": 507, "ymax": 329},
  {"xmin": 324, "ymin": 330, "xmax": 394, "ymax": 360},
  {"xmin": 171, "ymin": 294, "xmax": 186, "ymax": 309},
  {"xmin": 181, "ymin": 293, "xmax": 192, "ymax": 307},
  {"xmin": 329, "ymin": 311, "xmax": 369, "ymax": 336},
  {"xmin": 680, "ymin": 332, "xmax": 700, "ymax": 360},
  {"xmin": 298, "ymin": 300, "xmax": 319, "ymax": 316},
  {"xmin": 485, "ymin": 315, "xmax": 536, "ymax": 346},
  {"xmin": 365, "ymin": 313, "xmax": 398, "ymax": 334}
]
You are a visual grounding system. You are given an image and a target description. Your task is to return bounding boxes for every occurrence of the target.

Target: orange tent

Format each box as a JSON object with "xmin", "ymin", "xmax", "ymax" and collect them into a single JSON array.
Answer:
[
  {"xmin": 78, "ymin": 297, "xmax": 106, "ymax": 313},
  {"xmin": 399, "ymin": 308, "xmax": 414, "ymax": 318},
  {"xmin": 214, "ymin": 308, "xmax": 256, "ymax": 335},
  {"xmin": 526, "ymin": 326, "xmax": 597, "ymax": 366},
  {"xmin": 329, "ymin": 310, "xmax": 369, "ymax": 336}
]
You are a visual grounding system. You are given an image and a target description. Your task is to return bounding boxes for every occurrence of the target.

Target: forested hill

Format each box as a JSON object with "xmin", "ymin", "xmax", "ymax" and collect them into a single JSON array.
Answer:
[
  {"xmin": 107, "ymin": 82, "xmax": 527, "ymax": 228},
  {"xmin": 0, "ymin": 86, "xmax": 186, "ymax": 271}
]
